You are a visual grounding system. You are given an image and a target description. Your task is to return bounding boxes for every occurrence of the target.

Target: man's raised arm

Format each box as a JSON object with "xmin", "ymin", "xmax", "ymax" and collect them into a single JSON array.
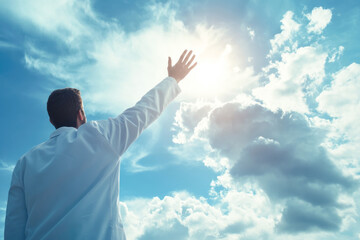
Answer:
[{"xmin": 91, "ymin": 50, "xmax": 197, "ymax": 156}]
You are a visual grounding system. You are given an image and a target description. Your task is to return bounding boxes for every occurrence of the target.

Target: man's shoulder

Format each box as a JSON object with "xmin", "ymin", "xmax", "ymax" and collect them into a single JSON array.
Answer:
[
  {"xmin": 11, "ymin": 140, "xmax": 48, "ymax": 177},
  {"xmin": 17, "ymin": 140, "xmax": 48, "ymax": 162},
  {"xmin": 84, "ymin": 120, "xmax": 112, "ymax": 138}
]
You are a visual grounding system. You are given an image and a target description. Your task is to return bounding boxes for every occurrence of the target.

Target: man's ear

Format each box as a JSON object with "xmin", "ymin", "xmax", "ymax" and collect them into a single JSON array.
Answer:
[{"xmin": 78, "ymin": 109, "xmax": 84, "ymax": 121}]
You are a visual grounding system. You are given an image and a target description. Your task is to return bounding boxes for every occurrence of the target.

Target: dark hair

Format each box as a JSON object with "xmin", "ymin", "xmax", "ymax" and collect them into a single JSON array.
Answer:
[{"xmin": 47, "ymin": 88, "xmax": 83, "ymax": 129}]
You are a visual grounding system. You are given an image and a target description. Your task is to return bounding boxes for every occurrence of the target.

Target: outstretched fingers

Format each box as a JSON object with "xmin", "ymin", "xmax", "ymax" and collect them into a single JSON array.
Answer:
[
  {"xmin": 188, "ymin": 62, "xmax": 197, "ymax": 72},
  {"xmin": 168, "ymin": 57, "xmax": 172, "ymax": 69},
  {"xmin": 178, "ymin": 50, "xmax": 187, "ymax": 63},
  {"xmin": 183, "ymin": 50, "xmax": 193, "ymax": 64},
  {"xmin": 186, "ymin": 55, "xmax": 196, "ymax": 67}
]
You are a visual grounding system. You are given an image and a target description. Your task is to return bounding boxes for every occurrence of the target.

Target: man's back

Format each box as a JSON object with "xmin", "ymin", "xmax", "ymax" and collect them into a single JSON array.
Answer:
[{"xmin": 12, "ymin": 124, "xmax": 124, "ymax": 239}]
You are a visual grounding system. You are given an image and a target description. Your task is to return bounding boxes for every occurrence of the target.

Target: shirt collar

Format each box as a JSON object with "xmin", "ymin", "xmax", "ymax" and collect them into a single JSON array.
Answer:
[{"xmin": 49, "ymin": 127, "xmax": 76, "ymax": 139}]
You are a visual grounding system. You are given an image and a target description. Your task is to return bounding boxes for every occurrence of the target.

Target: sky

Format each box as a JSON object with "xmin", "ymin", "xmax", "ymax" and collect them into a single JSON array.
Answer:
[{"xmin": 0, "ymin": 0, "xmax": 360, "ymax": 239}]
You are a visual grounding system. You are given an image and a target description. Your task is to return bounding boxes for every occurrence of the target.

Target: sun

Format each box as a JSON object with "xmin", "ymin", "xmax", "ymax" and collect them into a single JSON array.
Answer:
[{"xmin": 182, "ymin": 45, "xmax": 234, "ymax": 99}]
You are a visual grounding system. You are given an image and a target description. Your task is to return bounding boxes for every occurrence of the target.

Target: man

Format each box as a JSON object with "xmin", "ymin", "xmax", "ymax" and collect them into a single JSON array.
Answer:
[{"xmin": 5, "ymin": 50, "xmax": 197, "ymax": 239}]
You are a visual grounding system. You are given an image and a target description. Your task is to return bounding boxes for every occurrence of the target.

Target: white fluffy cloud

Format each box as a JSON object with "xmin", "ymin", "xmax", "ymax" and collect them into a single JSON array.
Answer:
[
  {"xmin": 317, "ymin": 63, "xmax": 360, "ymax": 141},
  {"xmin": 306, "ymin": 7, "xmax": 332, "ymax": 34},
  {"xmin": 269, "ymin": 11, "xmax": 300, "ymax": 55},
  {"xmin": 317, "ymin": 63, "xmax": 360, "ymax": 178},
  {"xmin": 121, "ymin": 189, "xmax": 276, "ymax": 240},
  {"xmin": 253, "ymin": 7, "xmax": 335, "ymax": 114},
  {"xmin": 253, "ymin": 46, "xmax": 327, "ymax": 113}
]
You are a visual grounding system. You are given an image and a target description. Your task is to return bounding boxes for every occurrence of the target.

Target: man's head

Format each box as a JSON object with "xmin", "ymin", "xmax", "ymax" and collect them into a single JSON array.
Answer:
[{"xmin": 47, "ymin": 88, "xmax": 86, "ymax": 129}]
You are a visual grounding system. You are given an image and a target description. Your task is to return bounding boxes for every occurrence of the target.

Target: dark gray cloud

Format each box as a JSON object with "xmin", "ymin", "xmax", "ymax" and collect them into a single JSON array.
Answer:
[
  {"xmin": 277, "ymin": 199, "xmax": 341, "ymax": 233},
  {"xmin": 206, "ymin": 103, "xmax": 356, "ymax": 233}
]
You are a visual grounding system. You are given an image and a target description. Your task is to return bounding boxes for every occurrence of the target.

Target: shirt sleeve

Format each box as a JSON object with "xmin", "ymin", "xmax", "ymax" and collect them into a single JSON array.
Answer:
[
  {"xmin": 90, "ymin": 77, "xmax": 181, "ymax": 156},
  {"xmin": 5, "ymin": 160, "xmax": 27, "ymax": 240}
]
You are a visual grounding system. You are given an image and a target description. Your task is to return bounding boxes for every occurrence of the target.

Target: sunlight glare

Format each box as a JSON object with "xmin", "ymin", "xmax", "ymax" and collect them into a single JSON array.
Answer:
[{"xmin": 183, "ymin": 44, "xmax": 234, "ymax": 99}]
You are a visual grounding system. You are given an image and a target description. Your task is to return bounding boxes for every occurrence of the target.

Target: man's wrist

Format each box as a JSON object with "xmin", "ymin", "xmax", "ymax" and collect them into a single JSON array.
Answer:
[{"xmin": 168, "ymin": 75, "xmax": 180, "ymax": 83}]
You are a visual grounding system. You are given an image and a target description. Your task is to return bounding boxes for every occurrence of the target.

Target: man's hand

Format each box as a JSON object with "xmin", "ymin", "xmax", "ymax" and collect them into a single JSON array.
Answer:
[{"xmin": 168, "ymin": 50, "xmax": 197, "ymax": 83}]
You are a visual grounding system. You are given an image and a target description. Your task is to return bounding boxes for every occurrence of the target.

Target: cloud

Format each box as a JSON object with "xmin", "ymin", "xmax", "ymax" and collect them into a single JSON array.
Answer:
[
  {"xmin": 328, "ymin": 46, "xmax": 344, "ymax": 63},
  {"xmin": 0, "ymin": 160, "xmax": 15, "ymax": 172},
  {"xmin": 251, "ymin": 6, "xmax": 340, "ymax": 114},
  {"xmin": 253, "ymin": 7, "xmax": 337, "ymax": 114},
  {"xmin": 269, "ymin": 11, "xmax": 300, "ymax": 55},
  {"xmin": 247, "ymin": 27, "xmax": 255, "ymax": 40},
  {"xmin": 120, "ymin": 148, "xmax": 160, "ymax": 173},
  {"xmin": 0, "ymin": 0, "xmax": 96, "ymax": 45},
  {"xmin": 0, "ymin": 40, "xmax": 18, "ymax": 49},
  {"xmin": 253, "ymin": 46, "xmax": 327, "ymax": 113},
  {"xmin": 122, "ymin": 190, "xmax": 275, "ymax": 240},
  {"xmin": 172, "ymin": 101, "xmax": 214, "ymax": 144},
  {"xmin": 277, "ymin": 199, "xmax": 341, "ymax": 233},
  {"xmin": 138, "ymin": 218, "xmax": 189, "ymax": 240},
  {"xmin": 306, "ymin": 7, "xmax": 332, "ymax": 34},
  {"xmin": 317, "ymin": 63, "xmax": 360, "ymax": 141},
  {"xmin": 317, "ymin": 63, "xmax": 360, "ymax": 179}
]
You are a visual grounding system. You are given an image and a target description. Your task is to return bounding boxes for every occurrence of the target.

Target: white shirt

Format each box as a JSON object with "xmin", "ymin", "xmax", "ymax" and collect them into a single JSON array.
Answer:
[{"xmin": 5, "ymin": 77, "xmax": 181, "ymax": 240}]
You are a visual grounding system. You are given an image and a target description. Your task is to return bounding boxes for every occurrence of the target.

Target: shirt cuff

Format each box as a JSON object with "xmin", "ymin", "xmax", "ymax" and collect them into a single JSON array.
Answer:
[{"xmin": 166, "ymin": 76, "xmax": 181, "ymax": 94}]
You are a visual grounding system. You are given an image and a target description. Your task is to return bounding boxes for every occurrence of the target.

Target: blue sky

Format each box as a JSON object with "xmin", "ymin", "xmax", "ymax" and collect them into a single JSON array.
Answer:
[{"xmin": 1, "ymin": 0, "xmax": 360, "ymax": 239}]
